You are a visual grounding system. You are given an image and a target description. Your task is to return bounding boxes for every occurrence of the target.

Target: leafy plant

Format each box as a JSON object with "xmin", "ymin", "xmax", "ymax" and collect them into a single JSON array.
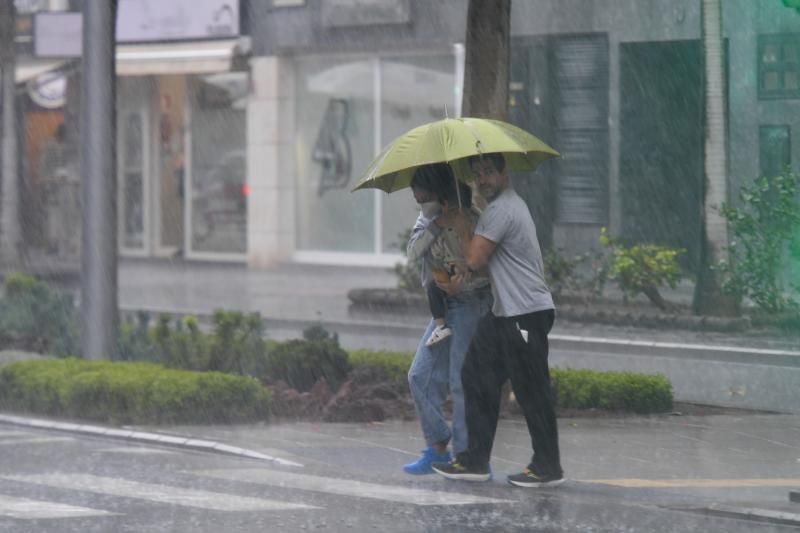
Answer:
[
  {"xmin": 718, "ymin": 170, "xmax": 800, "ymax": 313},
  {"xmin": 0, "ymin": 273, "xmax": 78, "ymax": 356},
  {"xmin": 265, "ymin": 338, "xmax": 350, "ymax": 392},
  {"xmin": 543, "ymin": 248, "xmax": 608, "ymax": 301},
  {"xmin": 599, "ymin": 228, "xmax": 684, "ymax": 311},
  {"xmin": 0, "ymin": 358, "xmax": 271, "ymax": 424}
]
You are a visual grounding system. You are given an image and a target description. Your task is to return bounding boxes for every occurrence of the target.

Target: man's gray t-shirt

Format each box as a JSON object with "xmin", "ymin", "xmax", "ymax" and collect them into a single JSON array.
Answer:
[{"xmin": 474, "ymin": 187, "xmax": 554, "ymax": 317}]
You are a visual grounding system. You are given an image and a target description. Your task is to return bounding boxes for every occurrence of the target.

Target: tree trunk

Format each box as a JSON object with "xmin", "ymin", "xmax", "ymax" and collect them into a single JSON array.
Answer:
[
  {"xmin": 462, "ymin": 0, "xmax": 511, "ymax": 120},
  {"xmin": 0, "ymin": 1, "xmax": 21, "ymax": 269},
  {"xmin": 693, "ymin": 0, "xmax": 739, "ymax": 316}
]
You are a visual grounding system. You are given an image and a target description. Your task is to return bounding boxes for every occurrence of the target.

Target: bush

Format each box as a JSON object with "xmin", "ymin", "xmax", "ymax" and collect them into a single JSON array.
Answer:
[
  {"xmin": 346, "ymin": 349, "xmax": 673, "ymax": 414},
  {"xmin": 118, "ymin": 310, "xmax": 267, "ymax": 376},
  {"xmin": 265, "ymin": 339, "xmax": 350, "ymax": 392},
  {"xmin": 0, "ymin": 358, "xmax": 271, "ymax": 425},
  {"xmin": 719, "ymin": 170, "xmax": 800, "ymax": 313},
  {"xmin": 0, "ymin": 273, "xmax": 79, "ymax": 356},
  {"xmin": 552, "ymin": 368, "xmax": 672, "ymax": 413},
  {"xmin": 348, "ymin": 349, "xmax": 414, "ymax": 383},
  {"xmin": 600, "ymin": 228, "xmax": 684, "ymax": 311}
]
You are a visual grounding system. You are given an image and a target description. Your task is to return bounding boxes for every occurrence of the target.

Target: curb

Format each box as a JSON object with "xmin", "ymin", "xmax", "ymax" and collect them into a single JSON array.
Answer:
[
  {"xmin": 700, "ymin": 503, "xmax": 800, "ymax": 528},
  {"xmin": 0, "ymin": 413, "xmax": 303, "ymax": 468}
]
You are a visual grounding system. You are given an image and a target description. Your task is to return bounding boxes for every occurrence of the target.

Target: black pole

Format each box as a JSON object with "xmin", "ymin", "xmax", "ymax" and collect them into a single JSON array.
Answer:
[{"xmin": 81, "ymin": 0, "xmax": 118, "ymax": 360}]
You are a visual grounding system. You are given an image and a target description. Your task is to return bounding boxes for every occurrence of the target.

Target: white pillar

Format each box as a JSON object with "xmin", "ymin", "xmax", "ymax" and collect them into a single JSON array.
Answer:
[{"xmin": 246, "ymin": 56, "xmax": 296, "ymax": 269}]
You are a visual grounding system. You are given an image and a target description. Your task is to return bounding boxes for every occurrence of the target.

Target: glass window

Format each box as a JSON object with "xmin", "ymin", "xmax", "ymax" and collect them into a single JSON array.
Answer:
[
  {"xmin": 121, "ymin": 112, "xmax": 144, "ymax": 249},
  {"xmin": 759, "ymin": 125, "xmax": 790, "ymax": 179},
  {"xmin": 759, "ymin": 34, "xmax": 800, "ymax": 99},
  {"xmin": 380, "ymin": 54, "xmax": 456, "ymax": 253},
  {"xmin": 189, "ymin": 72, "xmax": 248, "ymax": 254},
  {"xmin": 295, "ymin": 56, "xmax": 376, "ymax": 253}
]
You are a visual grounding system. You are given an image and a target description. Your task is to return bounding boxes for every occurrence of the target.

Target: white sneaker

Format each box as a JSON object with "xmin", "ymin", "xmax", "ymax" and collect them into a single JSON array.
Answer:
[{"xmin": 425, "ymin": 325, "xmax": 452, "ymax": 347}]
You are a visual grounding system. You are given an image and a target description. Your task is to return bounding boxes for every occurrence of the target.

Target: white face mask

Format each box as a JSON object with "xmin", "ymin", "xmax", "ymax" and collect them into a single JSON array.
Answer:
[{"xmin": 420, "ymin": 201, "xmax": 442, "ymax": 219}]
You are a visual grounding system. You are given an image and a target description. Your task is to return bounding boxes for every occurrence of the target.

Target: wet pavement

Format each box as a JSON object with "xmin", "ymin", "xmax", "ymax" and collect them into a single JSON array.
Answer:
[{"xmin": 1, "ymin": 415, "xmax": 799, "ymax": 532}]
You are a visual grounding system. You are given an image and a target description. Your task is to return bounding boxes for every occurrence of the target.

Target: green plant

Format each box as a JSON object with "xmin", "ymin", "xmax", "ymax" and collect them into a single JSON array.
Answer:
[
  {"xmin": 0, "ymin": 358, "xmax": 271, "ymax": 424},
  {"xmin": 719, "ymin": 170, "xmax": 800, "ymax": 313},
  {"xmin": 551, "ymin": 367, "xmax": 673, "ymax": 413},
  {"xmin": 265, "ymin": 339, "xmax": 350, "ymax": 392},
  {"xmin": 207, "ymin": 310, "xmax": 267, "ymax": 375},
  {"xmin": 599, "ymin": 228, "xmax": 684, "ymax": 311},
  {"xmin": 0, "ymin": 273, "xmax": 78, "ymax": 356},
  {"xmin": 348, "ymin": 349, "xmax": 414, "ymax": 383}
]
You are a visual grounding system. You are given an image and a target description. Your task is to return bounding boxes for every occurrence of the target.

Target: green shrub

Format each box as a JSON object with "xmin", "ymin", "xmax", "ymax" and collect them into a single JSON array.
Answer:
[
  {"xmin": 719, "ymin": 170, "xmax": 800, "ymax": 313},
  {"xmin": 0, "ymin": 273, "xmax": 78, "ymax": 356},
  {"xmin": 208, "ymin": 310, "xmax": 267, "ymax": 375},
  {"xmin": 265, "ymin": 339, "xmax": 350, "ymax": 392},
  {"xmin": 348, "ymin": 349, "xmax": 413, "ymax": 382},
  {"xmin": 0, "ymin": 358, "xmax": 271, "ymax": 424},
  {"xmin": 552, "ymin": 368, "xmax": 672, "ymax": 413},
  {"xmin": 600, "ymin": 228, "xmax": 684, "ymax": 311}
]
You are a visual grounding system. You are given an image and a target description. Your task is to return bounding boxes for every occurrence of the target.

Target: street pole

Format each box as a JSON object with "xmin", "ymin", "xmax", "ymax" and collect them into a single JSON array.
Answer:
[
  {"xmin": 0, "ymin": 1, "xmax": 21, "ymax": 270},
  {"xmin": 81, "ymin": 0, "xmax": 118, "ymax": 360}
]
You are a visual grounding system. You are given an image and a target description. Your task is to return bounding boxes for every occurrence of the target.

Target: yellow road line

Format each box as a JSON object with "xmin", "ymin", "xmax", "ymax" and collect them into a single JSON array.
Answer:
[{"xmin": 585, "ymin": 478, "xmax": 800, "ymax": 488}]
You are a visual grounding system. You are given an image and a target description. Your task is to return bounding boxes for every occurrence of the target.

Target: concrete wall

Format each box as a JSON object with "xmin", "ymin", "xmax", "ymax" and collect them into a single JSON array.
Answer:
[{"xmin": 248, "ymin": 0, "xmax": 467, "ymax": 56}]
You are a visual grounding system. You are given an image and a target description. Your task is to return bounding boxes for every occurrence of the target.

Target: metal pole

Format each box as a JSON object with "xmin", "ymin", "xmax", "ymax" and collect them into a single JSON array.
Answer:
[
  {"xmin": 0, "ymin": 1, "xmax": 20, "ymax": 269},
  {"xmin": 81, "ymin": 0, "xmax": 118, "ymax": 360}
]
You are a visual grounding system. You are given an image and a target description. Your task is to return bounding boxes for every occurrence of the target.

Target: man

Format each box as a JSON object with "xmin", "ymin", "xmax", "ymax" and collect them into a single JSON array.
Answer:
[{"xmin": 431, "ymin": 152, "xmax": 564, "ymax": 487}]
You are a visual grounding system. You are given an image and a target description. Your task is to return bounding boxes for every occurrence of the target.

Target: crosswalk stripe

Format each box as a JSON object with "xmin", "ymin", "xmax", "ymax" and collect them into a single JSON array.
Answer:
[
  {"xmin": 0, "ymin": 494, "xmax": 115, "ymax": 519},
  {"xmin": 587, "ymin": 478, "xmax": 800, "ymax": 488},
  {"xmin": 197, "ymin": 468, "xmax": 515, "ymax": 506},
  {"xmin": 0, "ymin": 437, "xmax": 75, "ymax": 447},
  {"xmin": 1, "ymin": 474, "xmax": 320, "ymax": 512}
]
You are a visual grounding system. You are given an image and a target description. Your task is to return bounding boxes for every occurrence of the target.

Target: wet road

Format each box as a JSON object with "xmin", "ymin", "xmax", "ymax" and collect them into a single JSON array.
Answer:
[{"xmin": 0, "ymin": 425, "xmax": 796, "ymax": 532}]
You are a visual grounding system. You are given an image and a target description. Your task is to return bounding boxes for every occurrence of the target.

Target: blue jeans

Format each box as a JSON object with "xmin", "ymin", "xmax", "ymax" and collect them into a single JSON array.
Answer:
[{"xmin": 408, "ymin": 288, "xmax": 492, "ymax": 455}]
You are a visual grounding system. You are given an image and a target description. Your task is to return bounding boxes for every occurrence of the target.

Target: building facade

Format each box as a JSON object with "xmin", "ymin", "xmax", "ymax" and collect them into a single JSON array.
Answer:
[{"xmin": 20, "ymin": 0, "xmax": 800, "ymax": 272}]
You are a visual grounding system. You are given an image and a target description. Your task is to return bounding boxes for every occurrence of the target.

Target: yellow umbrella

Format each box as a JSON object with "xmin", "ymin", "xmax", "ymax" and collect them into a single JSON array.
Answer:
[{"xmin": 352, "ymin": 117, "xmax": 559, "ymax": 193}]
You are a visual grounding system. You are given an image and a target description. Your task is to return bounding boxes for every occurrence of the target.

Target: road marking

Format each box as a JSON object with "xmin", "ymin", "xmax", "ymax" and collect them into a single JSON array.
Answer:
[
  {"xmin": 197, "ymin": 468, "xmax": 514, "ymax": 506},
  {"xmin": 587, "ymin": 478, "xmax": 800, "ymax": 488},
  {"xmin": 0, "ymin": 494, "xmax": 115, "ymax": 519},
  {"xmin": 0, "ymin": 430, "xmax": 33, "ymax": 438},
  {"xmin": 0, "ymin": 437, "xmax": 75, "ymax": 446},
  {"xmin": 1, "ymin": 474, "xmax": 319, "ymax": 512},
  {"xmin": 96, "ymin": 446, "xmax": 176, "ymax": 455}
]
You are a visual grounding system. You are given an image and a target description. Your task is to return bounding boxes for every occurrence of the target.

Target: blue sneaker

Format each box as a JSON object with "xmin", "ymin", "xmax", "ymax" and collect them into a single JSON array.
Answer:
[{"xmin": 403, "ymin": 447, "xmax": 452, "ymax": 475}]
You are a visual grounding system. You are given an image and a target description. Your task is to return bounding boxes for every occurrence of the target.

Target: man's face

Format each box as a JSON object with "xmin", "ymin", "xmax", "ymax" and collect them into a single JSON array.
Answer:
[
  {"xmin": 471, "ymin": 159, "xmax": 507, "ymax": 202},
  {"xmin": 412, "ymin": 186, "xmax": 435, "ymax": 205}
]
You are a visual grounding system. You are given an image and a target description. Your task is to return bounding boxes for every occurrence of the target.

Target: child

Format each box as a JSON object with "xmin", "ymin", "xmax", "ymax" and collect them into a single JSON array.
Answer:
[{"xmin": 424, "ymin": 179, "xmax": 476, "ymax": 347}]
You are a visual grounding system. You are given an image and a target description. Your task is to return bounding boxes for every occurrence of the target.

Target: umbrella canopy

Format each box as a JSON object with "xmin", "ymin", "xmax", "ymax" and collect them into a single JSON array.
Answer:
[{"xmin": 352, "ymin": 117, "xmax": 559, "ymax": 193}]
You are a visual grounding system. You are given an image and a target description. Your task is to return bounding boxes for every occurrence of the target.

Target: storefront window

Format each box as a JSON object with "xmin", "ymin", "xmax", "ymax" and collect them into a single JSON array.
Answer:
[
  {"xmin": 295, "ymin": 53, "xmax": 456, "ymax": 256},
  {"xmin": 380, "ymin": 55, "xmax": 455, "ymax": 253},
  {"xmin": 295, "ymin": 56, "xmax": 376, "ymax": 253},
  {"xmin": 190, "ymin": 72, "xmax": 248, "ymax": 254}
]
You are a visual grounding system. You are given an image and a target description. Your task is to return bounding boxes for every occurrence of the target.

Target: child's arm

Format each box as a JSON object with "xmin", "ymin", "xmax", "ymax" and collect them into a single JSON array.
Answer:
[{"xmin": 407, "ymin": 212, "xmax": 443, "ymax": 262}]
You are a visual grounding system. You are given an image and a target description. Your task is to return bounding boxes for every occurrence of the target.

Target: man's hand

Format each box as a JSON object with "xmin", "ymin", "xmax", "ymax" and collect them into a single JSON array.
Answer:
[{"xmin": 435, "ymin": 272, "xmax": 467, "ymax": 296}]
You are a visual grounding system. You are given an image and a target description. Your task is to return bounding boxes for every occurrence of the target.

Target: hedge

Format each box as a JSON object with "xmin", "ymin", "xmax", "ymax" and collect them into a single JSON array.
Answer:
[
  {"xmin": 0, "ymin": 358, "xmax": 271, "ymax": 425},
  {"xmin": 347, "ymin": 350, "xmax": 673, "ymax": 414}
]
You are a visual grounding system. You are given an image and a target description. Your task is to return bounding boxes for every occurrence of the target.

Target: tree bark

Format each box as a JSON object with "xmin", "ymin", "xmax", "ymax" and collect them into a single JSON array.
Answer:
[
  {"xmin": 462, "ymin": 0, "xmax": 510, "ymax": 120},
  {"xmin": 693, "ymin": 0, "xmax": 739, "ymax": 316},
  {"xmin": 0, "ymin": 1, "xmax": 21, "ymax": 269}
]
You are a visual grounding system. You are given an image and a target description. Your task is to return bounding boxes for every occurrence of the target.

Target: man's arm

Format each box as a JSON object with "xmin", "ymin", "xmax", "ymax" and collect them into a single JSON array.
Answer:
[{"xmin": 449, "ymin": 212, "xmax": 496, "ymax": 271}]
